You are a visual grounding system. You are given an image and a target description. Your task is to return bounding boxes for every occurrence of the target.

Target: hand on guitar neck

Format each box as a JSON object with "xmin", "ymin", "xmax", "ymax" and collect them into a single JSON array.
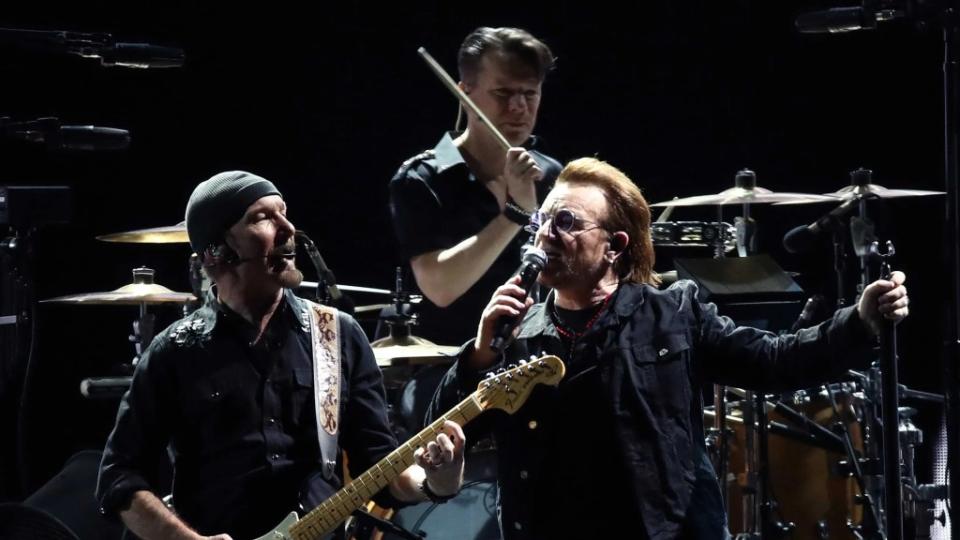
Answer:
[{"xmin": 257, "ymin": 355, "xmax": 566, "ymax": 540}]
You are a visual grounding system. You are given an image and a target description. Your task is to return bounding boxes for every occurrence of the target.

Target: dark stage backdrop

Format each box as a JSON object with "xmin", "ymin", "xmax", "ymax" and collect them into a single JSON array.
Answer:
[{"xmin": 0, "ymin": 0, "xmax": 950, "ymax": 518}]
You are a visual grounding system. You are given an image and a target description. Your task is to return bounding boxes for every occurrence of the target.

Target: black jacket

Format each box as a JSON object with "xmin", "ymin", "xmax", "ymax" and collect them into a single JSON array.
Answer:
[
  {"xmin": 426, "ymin": 280, "xmax": 875, "ymax": 539},
  {"xmin": 96, "ymin": 290, "xmax": 399, "ymax": 538}
]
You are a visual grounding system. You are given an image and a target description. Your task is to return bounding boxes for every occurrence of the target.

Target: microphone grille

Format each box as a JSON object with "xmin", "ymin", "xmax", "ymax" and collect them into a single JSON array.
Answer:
[{"xmin": 522, "ymin": 245, "xmax": 547, "ymax": 266}]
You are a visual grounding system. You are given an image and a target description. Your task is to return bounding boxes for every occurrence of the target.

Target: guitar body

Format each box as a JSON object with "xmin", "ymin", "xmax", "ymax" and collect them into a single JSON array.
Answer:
[{"xmin": 253, "ymin": 511, "xmax": 299, "ymax": 540}]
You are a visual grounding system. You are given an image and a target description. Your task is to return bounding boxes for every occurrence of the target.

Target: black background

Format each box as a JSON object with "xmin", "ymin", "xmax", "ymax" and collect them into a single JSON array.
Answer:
[{"xmin": 0, "ymin": 0, "xmax": 951, "ymax": 522}]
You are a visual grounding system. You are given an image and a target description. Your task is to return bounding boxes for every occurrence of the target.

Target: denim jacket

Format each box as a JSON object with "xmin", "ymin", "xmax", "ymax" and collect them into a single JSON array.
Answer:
[{"xmin": 426, "ymin": 280, "xmax": 874, "ymax": 539}]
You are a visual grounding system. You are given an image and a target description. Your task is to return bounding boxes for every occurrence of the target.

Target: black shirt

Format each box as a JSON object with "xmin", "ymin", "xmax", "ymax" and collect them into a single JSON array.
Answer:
[
  {"xmin": 426, "ymin": 281, "xmax": 875, "ymax": 540},
  {"xmin": 389, "ymin": 132, "xmax": 561, "ymax": 345},
  {"xmin": 96, "ymin": 290, "xmax": 400, "ymax": 539}
]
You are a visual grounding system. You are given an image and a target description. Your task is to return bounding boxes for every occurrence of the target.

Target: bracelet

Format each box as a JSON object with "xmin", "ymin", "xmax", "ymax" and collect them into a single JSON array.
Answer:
[
  {"xmin": 420, "ymin": 478, "xmax": 456, "ymax": 503},
  {"xmin": 503, "ymin": 197, "xmax": 533, "ymax": 227}
]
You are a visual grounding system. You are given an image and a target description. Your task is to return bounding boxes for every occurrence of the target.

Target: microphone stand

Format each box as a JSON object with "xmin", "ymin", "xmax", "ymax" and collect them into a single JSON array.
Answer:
[
  {"xmin": 874, "ymin": 241, "xmax": 905, "ymax": 540},
  {"xmin": 796, "ymin": 7, "xmax": 960, "ymax": 535},
  {"xmin": 295, "ymin": 231, "xmax": 353, "ymax": 314}
]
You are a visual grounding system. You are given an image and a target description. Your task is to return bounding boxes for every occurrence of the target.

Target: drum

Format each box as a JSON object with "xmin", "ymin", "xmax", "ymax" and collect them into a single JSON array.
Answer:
[
  {"xmin": 651, "ymin": 221, "xmax": 737, "ymax": 251},
  {"xmin": 709, "ymin": 386, "xmax": 864, "ymax": 539}
]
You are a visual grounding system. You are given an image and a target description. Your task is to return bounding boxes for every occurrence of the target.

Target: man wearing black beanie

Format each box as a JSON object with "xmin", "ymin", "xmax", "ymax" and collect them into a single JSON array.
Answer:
[{"xmin": 97, "ymin": 171, "xmax": 465, "ymax": 540}]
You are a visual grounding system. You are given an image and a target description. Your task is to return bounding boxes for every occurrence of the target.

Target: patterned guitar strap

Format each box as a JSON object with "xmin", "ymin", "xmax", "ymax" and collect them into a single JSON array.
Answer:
[{"xmin": 306, "ymin": 300, "xmax": 341, "ymax": 481}]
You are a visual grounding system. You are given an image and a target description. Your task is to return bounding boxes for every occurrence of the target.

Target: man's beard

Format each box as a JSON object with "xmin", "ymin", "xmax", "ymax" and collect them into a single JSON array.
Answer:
[{"xmin": 277, "ymin": 266, "xmax": 304, "ymax": 288}]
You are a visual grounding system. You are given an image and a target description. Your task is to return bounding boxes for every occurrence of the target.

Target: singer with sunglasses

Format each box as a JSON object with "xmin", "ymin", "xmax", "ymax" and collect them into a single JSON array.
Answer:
[
  {"xmin": 96, "ymin": 171, "xmax": 465, "ymax": 540},
  {"xmin": 425, "ymin": 158, "xmax": 909, "ymax": 540}
]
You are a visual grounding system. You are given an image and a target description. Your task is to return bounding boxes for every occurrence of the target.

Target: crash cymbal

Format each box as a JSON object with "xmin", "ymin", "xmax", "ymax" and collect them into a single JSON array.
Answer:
[
  {"xmin": 97, "ymin": 222, "xmax": 188, "ymax": 244},
  {"xmin": 776, "ymin": 167, "xmax": 945, "ymax": 205},
  {"xmin": 42, "ymin": 284, "xmax": 195, "ymax": 305},
  {"xmin": 775, "ymin": 183, "xmax": 945, "ymax": 205},
  {"xmin": 651, "ymin": 186, "xmax": 839, "ymax": 207},
  {"xmin": 370, "ymin": 333, "xmax": 458, "ymax": 367},
  {"xmin": 41, "ymin": 267, "xmax": 195, "ymax": 305}
]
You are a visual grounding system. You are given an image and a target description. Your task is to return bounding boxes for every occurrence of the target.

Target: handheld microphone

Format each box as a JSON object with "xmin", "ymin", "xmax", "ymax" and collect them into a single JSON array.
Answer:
[{"xmin": 489, "ymin": 246, "xmax": 547, "ymax": 353}]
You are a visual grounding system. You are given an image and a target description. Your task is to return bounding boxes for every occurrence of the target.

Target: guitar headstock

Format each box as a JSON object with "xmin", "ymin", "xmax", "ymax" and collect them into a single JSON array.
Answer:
[{"xmin": 475, "ymin": 355, "xmax": 565, "ymax": 414}]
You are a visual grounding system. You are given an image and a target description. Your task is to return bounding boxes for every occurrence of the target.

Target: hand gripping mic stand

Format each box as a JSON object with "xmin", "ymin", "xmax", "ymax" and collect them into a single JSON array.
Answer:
[{"xmin": 793, "ymin": 3, "xmax": 960, "ymax": 535}]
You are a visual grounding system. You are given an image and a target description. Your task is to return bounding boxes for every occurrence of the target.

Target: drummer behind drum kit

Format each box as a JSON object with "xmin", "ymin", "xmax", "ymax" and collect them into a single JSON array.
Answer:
[
  {"xmin": 650, "ymin": 167, "xmax": 947, "ymax": 539},
  {"xmin": 32, "ymin": 165, "xmax": 949, "ymax": 539}
]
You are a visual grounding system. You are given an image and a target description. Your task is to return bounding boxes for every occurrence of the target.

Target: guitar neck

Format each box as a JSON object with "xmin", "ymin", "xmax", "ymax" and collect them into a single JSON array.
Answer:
[{"xmin": 289, "ymin": 390, "xmax": 485, "ymax": 540}]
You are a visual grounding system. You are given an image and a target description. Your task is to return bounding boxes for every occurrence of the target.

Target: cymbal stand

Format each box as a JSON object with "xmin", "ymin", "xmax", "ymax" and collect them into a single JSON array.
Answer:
[
  {"xmin": 3, "ymin": 226, "xmax": 38, "ymax": 496},
  {"xmin": 127, "ymin": 267, "xmax": 156, "ymax": 367}
]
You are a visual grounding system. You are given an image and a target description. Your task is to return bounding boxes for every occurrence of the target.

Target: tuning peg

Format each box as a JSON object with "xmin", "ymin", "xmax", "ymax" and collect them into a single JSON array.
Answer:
[
  {"xmin": 506, "ymin": 363, "xmax": 517, "ymax": 370},
  {"xmin": 484, "ymin": 372, "xmax": 496, "ymax": 380}
]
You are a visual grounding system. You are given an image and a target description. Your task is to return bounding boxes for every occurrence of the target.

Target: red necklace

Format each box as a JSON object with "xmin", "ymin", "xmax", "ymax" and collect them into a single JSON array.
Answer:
[{"xmin": 550, "ymin": 293, "xmax": 614, "ymax": 341}]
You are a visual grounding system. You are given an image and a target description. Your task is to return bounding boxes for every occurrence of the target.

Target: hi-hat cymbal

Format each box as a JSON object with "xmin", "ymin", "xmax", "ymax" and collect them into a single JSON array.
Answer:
[
  {"xmin": 42, "ymin": 282, "xmax": 195, "ymax": 305},
  {"xmin": 370, "ymin": 334, "xmax": 458, "ymax": 367},
  {"xmin": 651, "ymin": 186, "xmax": 840, "ymax": 207},
  {"xmin": 97, "ymin": 222, "xmax": 189, "ymax": 244}
]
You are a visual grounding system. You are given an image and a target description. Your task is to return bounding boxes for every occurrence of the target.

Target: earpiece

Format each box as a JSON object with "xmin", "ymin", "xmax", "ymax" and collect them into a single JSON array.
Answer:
[
  {"xmin": 204, "ymin": 243, "xmax": 239, "ymax": 267},
  {"xmin": 609, "ymin": 232, "xmax": 627, "ymax": 253}
]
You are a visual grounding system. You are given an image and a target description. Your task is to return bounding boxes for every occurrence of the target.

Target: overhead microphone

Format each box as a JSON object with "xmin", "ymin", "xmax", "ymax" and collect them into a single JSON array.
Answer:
[
  {"xmin": 794, "ymin": 5, "xmax": 902, "ymax": 34},
  {"xmin": 0, "ymin": 27, "xmax": 185, "ymax": 69},
  {"xmin": 790, "ymin": 294, "xmax": 825, "ymax": 332},
  {"xmin": 1, "ymin": 117, "xmax": 130, "ymax": 151},
  {"xmin": 489, "ymin": 245, "xmax": 547, "ymax": 353},
  {"xmin": 782, "ymin": 198, "xmax": 858, "ymax": 254}
]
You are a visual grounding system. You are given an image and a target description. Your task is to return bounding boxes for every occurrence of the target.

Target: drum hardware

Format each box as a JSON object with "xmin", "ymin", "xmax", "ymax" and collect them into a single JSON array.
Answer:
[
  {"xmin": 41, "ymin": 267, "xmax": 194, "ymax": 369},
  {"xmin": 651, "ymin": 221, "xmax": 737, "ymax": 251},
  {"xmin": 370, "ymin": 269, "xmax": 456, "ymax": 368}
]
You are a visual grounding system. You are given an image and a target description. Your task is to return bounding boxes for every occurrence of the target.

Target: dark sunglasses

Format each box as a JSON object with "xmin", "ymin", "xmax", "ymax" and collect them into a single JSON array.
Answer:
[{"xmin": 526, "ymin": 208, "xmax": 606, "ymax": 236}]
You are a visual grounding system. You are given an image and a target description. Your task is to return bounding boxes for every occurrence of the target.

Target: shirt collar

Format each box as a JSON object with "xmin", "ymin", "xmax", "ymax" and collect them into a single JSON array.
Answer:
[
  {"xmin": 205, "ymin": 287, "xmax": 305, "ymax": 338},
  {"xmin": 516, "ymin": 283, "xmax": 648, "ymax": 339},
  {"xmin": 432, "ymin": 131, "xmax": 544, "ymax": 179}
]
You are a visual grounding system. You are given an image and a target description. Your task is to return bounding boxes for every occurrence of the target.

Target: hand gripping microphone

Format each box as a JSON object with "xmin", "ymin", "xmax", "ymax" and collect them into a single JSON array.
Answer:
[{"xmin": 489, "ymin": 246, "xmax": 547, "ymax": 353}]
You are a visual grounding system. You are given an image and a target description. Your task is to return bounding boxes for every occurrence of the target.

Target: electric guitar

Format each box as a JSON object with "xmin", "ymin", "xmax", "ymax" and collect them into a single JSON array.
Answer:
[{"xmin": 254, "ymin": 355, "xmax": 565, "ymax": 540}]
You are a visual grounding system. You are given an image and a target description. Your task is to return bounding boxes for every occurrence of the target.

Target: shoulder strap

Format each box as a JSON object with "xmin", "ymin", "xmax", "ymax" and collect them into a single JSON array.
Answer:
[{"xmin": 306, "ymin": 301, "xmax": 341, "ymax": 480}]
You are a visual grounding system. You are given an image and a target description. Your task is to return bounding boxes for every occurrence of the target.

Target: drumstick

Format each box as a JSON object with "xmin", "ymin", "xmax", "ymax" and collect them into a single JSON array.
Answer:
[{"xmin": 417, "ymin": 47, "xmax": 511, "ymax": 151}]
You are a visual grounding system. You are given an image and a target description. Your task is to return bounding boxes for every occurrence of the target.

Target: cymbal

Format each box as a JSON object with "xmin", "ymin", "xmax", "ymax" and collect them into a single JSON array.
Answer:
[
  {"xmin": 651, "ymin": 187, "xmax": 840, "ymax": 207},
  {"xmin": 370, "ymin": 333, "xmax": 458, "ymax": 367},
  {"xmin": 42, "ymin": 282, "xmax": 195, "ymax": 305},
  {"xmin": 97, "ymin": 222, "xmax": 189, "ymax": 244},
  {"xmin": 775, "ymin": 183, "xmax": 945, "ymax": 205}
]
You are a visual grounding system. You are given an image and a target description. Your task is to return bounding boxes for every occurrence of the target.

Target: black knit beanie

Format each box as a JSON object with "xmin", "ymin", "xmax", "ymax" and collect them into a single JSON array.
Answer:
[{"xmin": 185, "ymin": 171, "xmax": 281, "ymax": 254}]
